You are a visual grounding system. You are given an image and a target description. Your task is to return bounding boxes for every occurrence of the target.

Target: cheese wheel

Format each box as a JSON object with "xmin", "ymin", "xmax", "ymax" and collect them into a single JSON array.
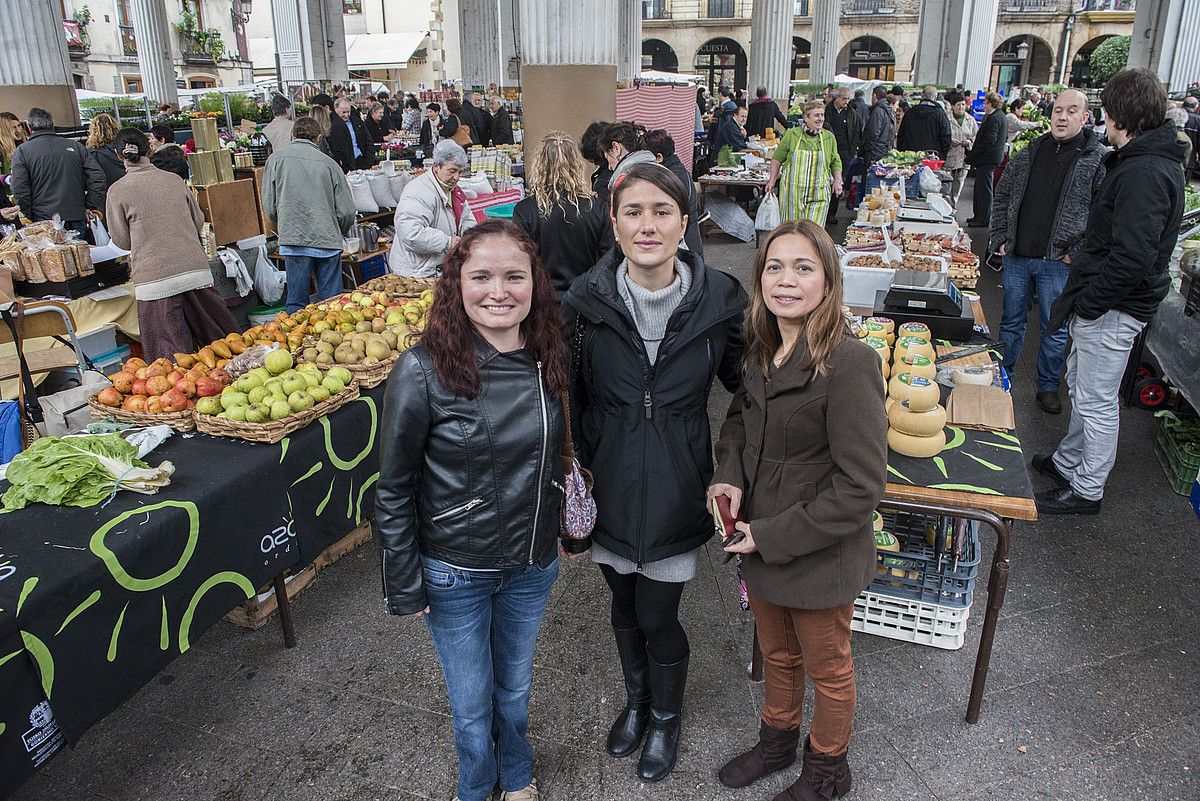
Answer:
[
  {"xmin": 885, "ymin": 396, "xmax": 894, "ymax": 414},
  {"xmin": 894, "ymin": 335, "xmax": 935, "ymax": 362},
  {"xmin": 952, "ymin": 367, "xmax": 993, "ymax": 386},
  {"xmin": 864, "ymin": 336, "xmax": 890, "ymax": 365},
  {"xmin": 887, "ymin": 427, "xmax": 947, "ymax": 458},
  {"xmin": 881, "ymin": 360, "xmax": 890, "ymax": 380},
  {"xmin": 899, "ymin": 352, "xmax": 937, "ymax": 380},
  {"xmin": 888, "ymin": 400, "xmax": 947, "ymax": 437},
  {"xmin": 872, "ymin": 510, "xmax": 883, "ymax": 532},
  {"xmin": 867, "ymin": 316, "xmax": 895, "ymax": 336},
  {"xmin": 898, "ymin": 322, "xmax": 931, "ymax": 339},
  {"xmin": 861, "ymin": 321, "xmax": 887, "ymax": 341},
  {"xmin": 888, "ymin": 372, "xmax": 940, "ymax": 411}
]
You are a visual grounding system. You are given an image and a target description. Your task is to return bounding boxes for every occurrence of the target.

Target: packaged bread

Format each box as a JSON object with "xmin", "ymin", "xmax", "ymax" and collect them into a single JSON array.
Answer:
[
  {"xmin": 19, "ymin": 250, "xmax": 45, "ymax": 282},
  {"xmin": 72, "ymin": 242, "xmax": 94, "ymax": 275},
  {"xmin": 20, "ymin": 220, "xmax": 66, "ymax": 244},
  {"xmin": 39, "ymin": 246, "xmax": 76, "ymax": 282},
  {"xmin": 0, "ymin": 248, "xmax": 24, "ymax": 281}
]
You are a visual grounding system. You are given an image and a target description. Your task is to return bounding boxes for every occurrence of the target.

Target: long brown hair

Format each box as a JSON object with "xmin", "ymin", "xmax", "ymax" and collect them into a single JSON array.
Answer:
[
  {"xmin": 423, "ymin": 220, "xmax": 567, "ymax": 400},
  {"xmin": 745, "ymin": 220, "xmax": 847, "ymax": 376}
]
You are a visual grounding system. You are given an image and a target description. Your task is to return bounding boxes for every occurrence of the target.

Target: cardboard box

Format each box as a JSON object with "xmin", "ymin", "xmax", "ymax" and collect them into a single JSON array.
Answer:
[
  {"xmin": 187, "ymin": 150, "xmax": 218, "ymax": 187},
  {"xmin": 192, "ymin": 117, "xmax": 220, "ymax": 152},
  {"xmin": 195, "ymin": 179, "xmax": 262, "ymax": 245},
  {"xmin": 214, "ymin": 148, "xmax": 234, "ymax": 184},
  {"xmin": 234, "ymin": 165, "xmax": 275, "ymax": 236}
]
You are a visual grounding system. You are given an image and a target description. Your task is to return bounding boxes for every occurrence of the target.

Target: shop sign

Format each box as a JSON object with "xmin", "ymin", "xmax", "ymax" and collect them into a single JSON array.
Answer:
[
  {"xmin": 848, "ymin": 39, "xmax": 894, "ymax": 62},
  {"xmin": 698, "ymin": 41, "xmax": 740, "ymax": 56},
  {"xmin": 279, "ymin": 50, "xmax": 302, "ymax": 68}
]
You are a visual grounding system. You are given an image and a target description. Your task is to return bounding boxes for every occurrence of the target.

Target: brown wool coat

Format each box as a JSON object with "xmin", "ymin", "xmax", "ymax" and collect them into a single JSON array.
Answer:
[{"xmin": 713, "ymin": 334, "xmax": 888, "ymax": 610}]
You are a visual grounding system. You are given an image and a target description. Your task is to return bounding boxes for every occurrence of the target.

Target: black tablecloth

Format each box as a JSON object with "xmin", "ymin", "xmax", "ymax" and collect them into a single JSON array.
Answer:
[
  {"xmin": 0, "ymin": 386, "xmax": 383, "ymax": 795},
  {"xmin": 888, "ymin": 424, "xmax": 1034, "ymax": 500}
]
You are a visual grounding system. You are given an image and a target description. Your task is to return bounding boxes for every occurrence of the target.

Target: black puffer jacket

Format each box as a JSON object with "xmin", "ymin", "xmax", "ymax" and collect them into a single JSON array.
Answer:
[
  {"xmin": 376, "ymin": 338, "xmax": 565, "ymax": 615},
  {"xmin": 9, "ymin": 131, "xmax": 107, "ymax": 222},
  {"xmin": 562, "ymin": 249, "xmax": 747, "ymax": 566},
  {"xmin": 1048, "ymin": 120, "xmax": 1185, "ymax": 331},
  {"xmin": 896, "ymin": 99, "xmax": 952, "ymax": 158}
]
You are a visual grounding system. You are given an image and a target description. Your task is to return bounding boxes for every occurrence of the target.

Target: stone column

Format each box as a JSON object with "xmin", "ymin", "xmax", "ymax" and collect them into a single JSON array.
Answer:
[
  {"xmin": 617, "ymin": 0, "xmax": 642, "ymax": 85},
  {"xmin": 749, "ymin": 0, "xmax": 792, "ymax": 102},
  {"xmin": 960, "ymin": 0, "xmax": 998, "ymax": 92},
  {"xmin": 459, "ymin": 0, "xmax": 502, "ymax": 91},
  {"xmin": 912, "ymin": 0, "xmax": 998, "ymax": 92},
  {"xmin": 129, "ymin": 0, "xmax": 179, "ymax": 106},
  {"xmin": 271, "ymin": 0, "xmax": 348, "ymax": 83},
  {"xmin": 0, "ymin": 0, "xmax": 79, "ymax": 124},
  {"xmin": 1129, "ymin": 0, "xmax": 1200, "ymax": 92},
  {"xmin": 518, "ymin": 0, "xmax": 618, "ymax": 160},
  {"xmin": 809, "ymin": 0, "xmax": 839, "ymax": 85}
]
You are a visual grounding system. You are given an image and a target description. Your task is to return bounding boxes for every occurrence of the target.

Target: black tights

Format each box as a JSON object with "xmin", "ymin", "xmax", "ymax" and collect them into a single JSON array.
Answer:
[{"xmin": 599, "ymin": 564, "xmax": 689, "ymax": 664}]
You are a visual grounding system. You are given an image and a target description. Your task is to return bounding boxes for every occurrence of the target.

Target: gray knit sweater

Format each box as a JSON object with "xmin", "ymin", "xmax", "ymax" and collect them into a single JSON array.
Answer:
[{"xmin": 616, "ymin": 257, "xmax": 692, "ymax": 364}]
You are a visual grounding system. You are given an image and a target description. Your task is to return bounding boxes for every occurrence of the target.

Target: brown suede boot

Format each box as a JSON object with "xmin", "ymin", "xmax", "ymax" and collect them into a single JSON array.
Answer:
[
  {"xmin": 717, "ymin": 722, "xmax": 800, "ymax": 788},
  {"xmin": 772, "ymin": 738, "xmax": 852, "ymax": 801}
]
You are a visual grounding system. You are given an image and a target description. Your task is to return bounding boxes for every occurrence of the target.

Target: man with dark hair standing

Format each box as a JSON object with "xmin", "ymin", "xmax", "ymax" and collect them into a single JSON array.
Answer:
[
  {"xmin": 861, "ymin": 85, "xmax": 896, "ymax": 166},
  {"xmin": 9, "ymin": 107, "xmax": 106, "ymax": 240},
  {"xmin": 849, "ymin": 89, "xmax": 869, "ymax": 127},
  {"xmin": 991, "ymin": 89, "xmax": 1106, "ymax": 416},
  {"xmin": 746, "ymin": 85, "xmax": 787, "ymax": 139},
  {"xmin": 488, "ymin": 96, "xmax": 514, "ymax": 145},
  {"xmin": 261, "ymin": 94, "xmax": 293, "ymax": 155},
  {"xmin": 964, "ymin": 92, "xmax": 1007, "ymax": 227},
  {"xmin": 824, "ymin": 87, "xmax": 863, "ymax": 222},
  {"xmin": 1034, "ymin": 69, "xmax": 1185, "ymax": 515},
  {"xmin": 327, "ymin": 97, "xmax": 374, "ymax": 172},
  {"xmin": 1182, "ymin": 96, "xmax": 1200, "ymax": 177}
]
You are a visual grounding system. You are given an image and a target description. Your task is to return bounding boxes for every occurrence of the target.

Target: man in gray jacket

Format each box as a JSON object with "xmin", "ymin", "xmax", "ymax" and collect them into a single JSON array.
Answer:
[
  {"xmin": 990, "ymin": 89, "xmax": 1106, "ymax": 415},
  {"xmin": 861, "ymin": 85, "xmax": 896, "ymax": 165},
  {"xmin": 9, "ymin": 107, "xmax": 106, "ymax": 240},
  {"xmin": 261, "ymin": 116, "xmax": 356, "ymax": 313}
]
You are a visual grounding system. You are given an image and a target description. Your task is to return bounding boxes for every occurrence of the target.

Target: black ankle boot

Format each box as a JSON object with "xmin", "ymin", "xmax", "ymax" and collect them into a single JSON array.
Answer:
[
  {"xmin": 774, "ymin": 738, "xmax": 852, "ymax": 801},
  {"xmin": 636, "ymin": 652, "xmax": 689, "ymax": 783},
  {"xmin": 607, "ymin": 627, "xmax": 651, "ymax": 758}
]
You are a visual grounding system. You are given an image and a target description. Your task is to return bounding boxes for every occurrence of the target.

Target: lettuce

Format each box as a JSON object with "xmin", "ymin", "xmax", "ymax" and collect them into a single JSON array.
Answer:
[{"xmin": 1, "ymin": 434, "xmax": 175, "ymax": 511}]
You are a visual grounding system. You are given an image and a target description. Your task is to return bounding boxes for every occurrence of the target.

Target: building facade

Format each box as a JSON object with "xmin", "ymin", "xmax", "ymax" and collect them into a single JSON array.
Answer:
[
  {"xmin": 61, "ymin": 0, "xmax": 255, "ymax": 94},
  {"xmin": 641, "ymin": 0, "xmax": 1137, "ymax": 94}
]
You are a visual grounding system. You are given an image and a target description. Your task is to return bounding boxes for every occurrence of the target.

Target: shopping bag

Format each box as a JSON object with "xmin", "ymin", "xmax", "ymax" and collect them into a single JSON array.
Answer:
[
  {"xmin": 38, "ymin": 370, "xmax": 112, "ymax": 437},
  {"xmin": 251, "ymin": 245, "xmax": 285, "ymax": 305},
  {"xmin": 755, "ymin": 193, "xmax": 781, "ymax": 231},
  {"xmin": 218, "ymin": 247, "xmax": 253, "ymax": 297},
  {"xmin": 89, "ymin": 216, "xmax": 111, "ymax": 246},
  {"xmin": 346, "ymin": 171, "xmax": 380, "ymax": 214}
]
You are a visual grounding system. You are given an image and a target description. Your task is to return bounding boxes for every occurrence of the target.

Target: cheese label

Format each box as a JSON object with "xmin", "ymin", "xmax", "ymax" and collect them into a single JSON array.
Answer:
[
  {"xmin": 899, "ymin": 374, "xmax": 932, "ymax": 388},
  {"xmin": 864, "ymin": 336, "xmax": 888, "ymax": 350},
  {"xmin": 902, "ymin": 353, "xmax": 932, "ymax": 367},
  {"xmin": 899, "ymin": 323, "xmax": 930, "ymax": 335},
  {"xmin": 873, "ymin": 530, "xmax": 899, "ymax": 550}
]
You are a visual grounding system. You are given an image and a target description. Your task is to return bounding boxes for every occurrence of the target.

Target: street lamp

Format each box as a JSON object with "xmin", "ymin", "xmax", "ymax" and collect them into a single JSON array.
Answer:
[{"xmin": 1016, "ymin": 41, "xmax": 1030, "ymax": 62}]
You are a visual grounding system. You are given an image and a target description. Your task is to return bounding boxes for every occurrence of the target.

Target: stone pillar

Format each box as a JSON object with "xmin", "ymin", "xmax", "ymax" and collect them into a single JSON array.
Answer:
[
  {"xmin": 617, "ymin": 0, "xmax": 642, "ymax": 85},
  {"xmin": 749, "ymin": 0, "xmax": 792, "ymax": 103},
  {"xmin": 0, "ymin": 0, "xmax": 79, "ymax": 124},
  {"xmin": 1129, "ymin": 0, "xmax": 1200, "ymax": 92},
  {"xmin": 459, "ymin": 0, "xmax": 502, "ymax": 91},
  {"xmin": 912, "ymin": 0, "xmax": 998, "ymax": 92},
  {"xmin": 129, "ymin": 0, "xmax": 179, "ymax": 106},
  {"xmin": 271, "ymin": 0, "xmax": 348, "ymax": 83},
  {"xmin": 809, "ymin": 0, "xmax": 839, "ymax": 85},
  {"xmin": 519, "ymin": 0, "xmax": 618, "ymax": 160}
]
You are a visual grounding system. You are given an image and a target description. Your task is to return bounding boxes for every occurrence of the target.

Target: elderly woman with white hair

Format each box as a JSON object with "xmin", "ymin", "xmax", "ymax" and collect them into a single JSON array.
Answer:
[
  {"xmin": 1168, "ymin": 106, "xmax": 1192, "ymax": 170},
  {"xmin": 388, "ymin": 139, "xmax": 477, "ymax": 277}
]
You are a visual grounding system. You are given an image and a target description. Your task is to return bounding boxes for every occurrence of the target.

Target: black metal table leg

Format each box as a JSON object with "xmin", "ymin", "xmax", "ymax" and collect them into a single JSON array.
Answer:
[{"xmin": 273, "ymin": 572, "xmax": 297, "ymax": 649}]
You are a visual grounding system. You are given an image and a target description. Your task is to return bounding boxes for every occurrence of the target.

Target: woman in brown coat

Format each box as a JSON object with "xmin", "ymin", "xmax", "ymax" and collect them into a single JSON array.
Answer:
[{"xmin": 708, "ymin": 219, "xmax": 887, "ymax": 801}]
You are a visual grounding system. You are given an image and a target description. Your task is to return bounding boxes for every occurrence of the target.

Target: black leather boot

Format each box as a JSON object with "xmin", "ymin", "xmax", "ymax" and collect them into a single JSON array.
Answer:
[
  {"xmin": 773, "ymin": 738, "xmax": 852, "ymax": 801},
  {"xmin": 606, "ymin": 627, "xmax": 651, "ymax": 758},
  {"xmin": 636, "ymin": 652, "xmax": 689, "ymax": 783}
]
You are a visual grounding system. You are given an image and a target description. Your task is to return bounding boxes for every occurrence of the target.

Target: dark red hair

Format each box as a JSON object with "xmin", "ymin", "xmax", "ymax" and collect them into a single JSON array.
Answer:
[{"xmin": 423, "ymin": 220, "xmax": 567, "ymax": 400}]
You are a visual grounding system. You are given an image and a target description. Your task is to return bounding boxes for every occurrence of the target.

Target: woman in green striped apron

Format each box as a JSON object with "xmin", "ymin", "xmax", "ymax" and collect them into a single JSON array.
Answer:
[{"xmin": 765, "ymin": 100, "xmax": 842, "ymax": 224}]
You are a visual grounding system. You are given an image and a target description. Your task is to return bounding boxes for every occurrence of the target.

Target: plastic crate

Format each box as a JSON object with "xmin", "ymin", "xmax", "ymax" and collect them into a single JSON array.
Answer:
[
  {"xmin": 1153, "ymin": 419, "xmax": 1200, "ymax": 496},
  {"xmin": 92, "ymin": 344, "xmax": 131, "ymax": 376},
  {"xmin": 852, "ymin": 591, "xmax": 970, "ymax": 650},
  {"xmin": 77, "ymin": 324, "xmax": 118, "ymax": 361},
  {"xmin": 869, "ymin": 511, "xmax": 980, "ymax": 608},
  {"xmin": 358, "ymin": 254, "xmax": 388, "ymax": 282},
  {"xmin": 483, "ymin": 202, "xmax": 517, "ymax": 220}
]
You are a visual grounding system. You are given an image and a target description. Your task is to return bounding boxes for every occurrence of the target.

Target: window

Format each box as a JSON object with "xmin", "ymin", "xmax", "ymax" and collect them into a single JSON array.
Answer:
[
  {"xmin": 123, "ymin": 75, "xmax": 143, "ymax": 93},
  {"xmin": 707, "ymin": 0, "xmax": 735, "ymax": 18},
  {"xmin": 188, "ymin": 76, "xmax": 216, "ymax": 89},
  {"xmin": 181, "ymin": 0, "xmax": 204, "ymax": 28},
  {"xmin": 343, "ymin": 0, "xmax": 363, "ymax": 13},
  {"xmin": 794, "ymin": 0, "xmax": 810, "ymax": 14}
]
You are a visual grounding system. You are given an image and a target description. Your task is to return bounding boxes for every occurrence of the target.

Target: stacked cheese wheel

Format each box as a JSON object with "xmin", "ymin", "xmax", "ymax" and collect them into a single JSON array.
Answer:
[{"xmin": 886, "ymin": 371, "xmax": 947, "ymax": 457}]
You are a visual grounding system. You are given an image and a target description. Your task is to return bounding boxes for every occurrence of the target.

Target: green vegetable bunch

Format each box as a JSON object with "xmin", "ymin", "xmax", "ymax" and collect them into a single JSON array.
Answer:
[
  {"xmin": 1157, "ymin": 411, "xmax": 1200, "ymax": 456},
  {"xmin": 2, "ymin": 435, "xmax": 175, "ymax": 511}
]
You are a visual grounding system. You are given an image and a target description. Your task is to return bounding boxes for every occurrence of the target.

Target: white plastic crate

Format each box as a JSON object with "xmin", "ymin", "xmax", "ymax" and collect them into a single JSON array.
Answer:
[{"xmin": 851, "ymin": 590, "xmax": 970, "ymax": 651}]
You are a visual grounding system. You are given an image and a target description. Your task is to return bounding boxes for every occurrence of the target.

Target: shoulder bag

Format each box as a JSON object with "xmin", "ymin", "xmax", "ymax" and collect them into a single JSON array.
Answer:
[
  {"xmin": 450, "ymin": 116, "xmax": 473, "ymax": 148},
  {"xmin": 559, "ymin": 313, "xmax": 596, "ymax": 553}
]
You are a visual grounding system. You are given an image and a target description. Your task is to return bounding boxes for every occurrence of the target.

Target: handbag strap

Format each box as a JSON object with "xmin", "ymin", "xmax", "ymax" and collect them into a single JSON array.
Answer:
[
  {"xmin": 560, "ymin": 313, "xmax": 587, "ymax": 463},
  {"xmin": 2, "ymin": 302, "xmax": 44, "ymax": 431}
]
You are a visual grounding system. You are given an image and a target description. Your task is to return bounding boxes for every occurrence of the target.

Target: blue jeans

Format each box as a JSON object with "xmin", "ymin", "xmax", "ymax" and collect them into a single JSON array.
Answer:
[
  {"xmin": 422, "ymin": 555, "xmax": 559, "ymax": 801},
  {"xmin": 282, "ymin": 254, "xmax": 343, "ymax": 313},
  {"xmin": 998, "ymin": 254, "xmax": 1070, "ymax": 392}
]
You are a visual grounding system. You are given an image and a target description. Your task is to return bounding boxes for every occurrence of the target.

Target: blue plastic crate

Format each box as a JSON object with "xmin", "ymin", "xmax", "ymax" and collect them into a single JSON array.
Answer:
[
  {"xmin": 483, "ymin": 203, "xmax": 517, "ymax": 220},
  {"xmin": 871, "ymin": 511, "xmax": 980, "ymax": 609},
  {"xmin": 92, "ymin": 344, "xmax": 131, "ymax": 376},
  {"xmin": 358, "ymin": 255, "xmax": 388, "ymax": 282}
]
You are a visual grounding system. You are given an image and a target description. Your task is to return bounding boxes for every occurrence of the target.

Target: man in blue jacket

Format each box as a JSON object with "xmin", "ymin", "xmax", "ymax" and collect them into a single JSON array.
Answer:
[{"xmin": 1033, "ymin": 69, "xmax": 1185, "ymax": 515}]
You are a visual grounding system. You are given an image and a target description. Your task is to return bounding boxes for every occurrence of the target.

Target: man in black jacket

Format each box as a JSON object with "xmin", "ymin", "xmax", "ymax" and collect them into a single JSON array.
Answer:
[
  {"xmin": 1034, "ymin": 69, "xmax": 1185, "ymax": 515},
  {"xmin": 990, "ymin": 89, "xmax": 1106, "ymax": 416},
  {"xmin": 488, "ymin": 96, "xmax": 514, "ymax": 145},
  {"xmin": 861, "ymin": 85, "xmax": 896, "ymax": 165},
  {"xmin": 896, "ymin": 85, "xmax": 952, "ymax": 158},
  {"xmin": 8, "ymin": 107, "xmax": 106, "ymax": 240},
  {"xmin": 327, "ymin": 97, "xmax": 375, "ymax": 173},
  {"xmin": 825, "ymin": 87, "xmax": 864, "ymax": 222},
  {"xmin": 460, "ymin": 92, "xmax": 490, "ymax": 146},
  {"xmin": 964, "ymin": 93, "xmax": 1007, "ymax": 227},
  {"xmin": 148, "ymin": 124, "xmax": 189, "ymax": 180},
  {"xmin": 746, "ymin": 86, "xmax": 787, "ymax": 139}
]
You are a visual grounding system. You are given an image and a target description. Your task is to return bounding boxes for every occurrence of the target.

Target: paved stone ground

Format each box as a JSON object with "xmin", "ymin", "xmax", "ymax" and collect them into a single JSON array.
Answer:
[{"xmin": 11, "ymin": 192, "xmax": 1200, "ymax": 801}]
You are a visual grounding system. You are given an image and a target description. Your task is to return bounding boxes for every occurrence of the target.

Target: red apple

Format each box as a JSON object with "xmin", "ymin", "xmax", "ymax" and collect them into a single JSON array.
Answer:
[
  {"xmin": 166, "ymin": 370, "xmax": 183, "ymax": 384},
  {"xmin": 110, "ymin": 371, "xmax": 134, "ymax": 394},
  {"xmin": 174, "ymin": 378, "xmax": 196, "ymax": 398},
  {"xmin": 209, "ymin": 368, "xmax": 231, "ymax": 385},
  {"xmin": 145, "ymin": 375, "xmax": 172, "ymax": 396},
  {"xmin": 134, "ymin": 367, "xmax": 150, "ymax": 381},
  {"xmin": 194, "ymin": 377, "xmax": 222, "ymax": 397},
  {"xmin": 130, "ymin": 379, "xmax": 148, "ymax": 396},
  {"xmin": 144, "ymin": 363, "xmax": 168, "ymax": 379},
  {"xmin": 160, "ymin": 388, "xmax": 188, "ymax": 413},
  {"xmin": 96, "ymin": 387, "xmax": 123, "ymax": 407},
  {"xmin": 185, "ymin": 399, "xmax": 197, "ymax": 410},
  {"xmin": 145, "ymin": 396, "xmax": 164, "ymax": 414},
  {"xmin": 124, "ymin": 357, "xmax": 147, "ymax": 373},
  {"xmin": 123, "ymin": 395, "xmax": 147, "ymax": 413}
]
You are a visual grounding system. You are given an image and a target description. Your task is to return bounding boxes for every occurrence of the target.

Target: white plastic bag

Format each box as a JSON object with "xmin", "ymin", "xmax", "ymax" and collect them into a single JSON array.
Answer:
[
  {"xmin": 755, "ymin": 194, "xmax": 781, "ymax": 231},
  {"xmin": 252, "ymin": 245, "xmax": 285, "ymax": 304},
  {"xmin": 346, "ymin": 171, "xmax": 379, "ymax": 214},
  {"xmin": 366, "ymin": 171, "xmax": 395, "ymax": 209},
  {"xmin": 918, "ymin": 165, "xmax": 941, "ymax": 196},
  {"xmin": 389, "ymin": 173, "xmax": 412, "ymax": 204},
  {"xmin": 89, "ymin": 217, "xmax": 111, "ymax": 246}
]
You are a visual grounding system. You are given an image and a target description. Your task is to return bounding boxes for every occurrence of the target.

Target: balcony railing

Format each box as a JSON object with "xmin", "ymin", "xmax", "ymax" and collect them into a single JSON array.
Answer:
[
  {"xmin": 180, "ymin": 35, "xmax": 215, "ymax": 63},
  {"xmin": 1084, "ymin": 0, "xmax": 1135, "ymax": 10},
  {"xmin": 119, "ymin": 24, "xmax": 136, "ymax": 55},
  {"xmin": 1001, "ymin": 0, "xmax": 1060, "ymax": 11},
  {"xmin": 843, "ymin": 0, "xmax": 896, "ymax": 15},
  {"xmin": 643, "ymin": 0, "xmax": 669, "ymax": 19}
]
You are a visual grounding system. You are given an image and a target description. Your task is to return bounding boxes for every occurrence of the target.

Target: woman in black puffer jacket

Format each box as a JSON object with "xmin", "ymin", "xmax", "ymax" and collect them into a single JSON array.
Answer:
[{"xmin": 562, "ymin": 162, "xmax": 746, "ymax": 783}]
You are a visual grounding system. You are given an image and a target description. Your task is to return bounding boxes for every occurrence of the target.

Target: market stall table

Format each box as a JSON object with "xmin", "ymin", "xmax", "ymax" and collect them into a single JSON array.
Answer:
[{"xmin": 0, "ymin": 385, "xmax": 384, "ymax": 794}]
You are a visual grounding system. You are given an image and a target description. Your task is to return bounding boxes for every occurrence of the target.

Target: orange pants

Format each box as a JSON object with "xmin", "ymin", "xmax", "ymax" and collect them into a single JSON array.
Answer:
[{"xmin": 749, "ymin": 590, "xmax": 856, "ymax": 756}]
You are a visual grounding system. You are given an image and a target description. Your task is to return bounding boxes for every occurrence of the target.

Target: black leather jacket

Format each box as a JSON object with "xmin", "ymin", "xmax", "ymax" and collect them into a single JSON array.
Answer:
[{"xmin": 376, "ymin": 338, "xmax": 565, "ymax": 615}]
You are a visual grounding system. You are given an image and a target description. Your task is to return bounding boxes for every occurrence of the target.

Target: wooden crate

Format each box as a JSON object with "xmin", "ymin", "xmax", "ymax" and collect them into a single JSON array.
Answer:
[
  {"xmin": 195, "ymin": 178, "xmax": 262, "ymax": 245},
  {"xmin": 234, "ymin": 165, "xmax": 275, "ymax": 236},
  {"xmin": 224, "ymin": 523, "xmax": 373, "ymax": 630}
]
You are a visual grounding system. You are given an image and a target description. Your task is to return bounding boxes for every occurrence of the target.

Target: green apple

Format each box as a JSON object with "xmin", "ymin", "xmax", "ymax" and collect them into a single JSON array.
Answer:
[
  {"xmin": 263, "ymin": 349, "xmax": 293, "ymax": 375},
  {"xmin": 247, "ymin": 386, "xmax": 270, "ymax": 405},
  {"xmin": 225, "ymin": 404, "xmax": 248, "ymax": 422},
  {"xmin": 244, "ymin": 403, "xmax": 270, "ymax": 424},
  {"xmin": 288, "ymin": 391, "xmax": 315, "ymax": 413},
  {"xmin": 220, "ymin": 390, "xmax": 249, "ymax": 410},
  {"xmin": 195, "ymin": 396, "xmax": 223, "ymax": 415},
  {"xmin": 326, "ymin": 366, "xmax": 353, "ymax": 386},
  {"xmin": 306, "ymin": 385, "xmax": 331, "ymax": 403},
  {"xmin": 303, "ymin": 372, "xmax": 320, "ymax": 388},
  {"xmin": 269, "ymin": 400, "xmax": 293, "ymax": 421},
  {"xmin": 281, "ymin": 375, "xmax": 308, "ymax": 395},
  {"xmin": 248, "ymin": 367, "xmax": 271, "ymax": 383},
  {"xmin": 321, "ymin": 376, "xmax": 345, "ymax": 395}
]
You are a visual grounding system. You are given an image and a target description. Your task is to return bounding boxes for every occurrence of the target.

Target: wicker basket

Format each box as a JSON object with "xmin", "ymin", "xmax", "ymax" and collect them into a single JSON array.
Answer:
[
  {"xmin": 297, "ymin": 352, "xmax": 401, "ymax": 390},
  {"xmin": 192, "ymin": 378, "xmax": 360, "ymax": 444},
  {"xmin": 87, "ymin": 395, "xmax": 197, "ymax": 432}
]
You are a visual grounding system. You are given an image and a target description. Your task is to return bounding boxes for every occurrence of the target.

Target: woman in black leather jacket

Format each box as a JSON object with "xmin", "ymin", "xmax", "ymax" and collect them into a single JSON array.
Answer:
[
  {"xmin": 562, "ymin": 163, "xmax": 746, "ymax": 783},
  {"xmin": 376, "ymin": 220, "xmax": 567, "ymax": 801}
]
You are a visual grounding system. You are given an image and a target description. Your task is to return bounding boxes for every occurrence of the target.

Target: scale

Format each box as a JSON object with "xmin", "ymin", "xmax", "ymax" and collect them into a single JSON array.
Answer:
[
  {"xmin": 874, "ymin": 269, "xmax": 976, "ymax": 341},
  {"xmin": 895, "ymin": 175, "xmax": 955, "ymax": 222}
]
